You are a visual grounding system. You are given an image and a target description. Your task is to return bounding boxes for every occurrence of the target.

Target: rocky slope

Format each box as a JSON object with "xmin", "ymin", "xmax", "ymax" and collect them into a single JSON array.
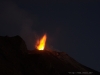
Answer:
[{"xmin": 0, "ymin": 36, "xmax": 99, "ymax": 75}]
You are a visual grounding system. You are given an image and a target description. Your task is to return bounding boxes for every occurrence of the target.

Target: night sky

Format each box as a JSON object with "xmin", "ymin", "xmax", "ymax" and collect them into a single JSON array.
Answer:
[{"xmin": 0, "ymin": 0, "xmax": 100, "ymax": 72}]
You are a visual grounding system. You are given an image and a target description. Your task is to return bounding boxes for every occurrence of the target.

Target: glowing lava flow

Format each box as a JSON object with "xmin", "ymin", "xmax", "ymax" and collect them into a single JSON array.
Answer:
[{"xmin": 35, "ymin": 34, "xmax": 47, "ymax": 50}]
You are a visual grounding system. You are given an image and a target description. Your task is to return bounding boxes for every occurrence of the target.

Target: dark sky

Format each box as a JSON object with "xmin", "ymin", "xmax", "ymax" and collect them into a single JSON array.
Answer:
[{"xmin": 0, "ymin": 0, "xmax": 100, "ymax": 72}]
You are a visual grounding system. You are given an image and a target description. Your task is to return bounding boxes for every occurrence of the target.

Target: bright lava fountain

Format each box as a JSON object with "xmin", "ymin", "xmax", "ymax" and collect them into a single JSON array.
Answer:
[{"xmin": 35, "ymin": 34, "xmax": 47, "ymax": 50}]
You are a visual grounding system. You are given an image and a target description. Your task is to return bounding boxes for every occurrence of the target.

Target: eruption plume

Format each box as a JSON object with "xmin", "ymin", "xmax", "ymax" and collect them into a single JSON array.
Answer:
[{"xmin": 35, "ymin": 34, "xmax": 47, "ymax": 50}]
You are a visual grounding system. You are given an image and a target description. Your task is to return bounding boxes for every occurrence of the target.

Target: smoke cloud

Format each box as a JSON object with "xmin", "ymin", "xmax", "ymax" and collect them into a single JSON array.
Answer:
[{"xmin": 0, "ymin": 1, "xmax": 38, "ymax": 50}]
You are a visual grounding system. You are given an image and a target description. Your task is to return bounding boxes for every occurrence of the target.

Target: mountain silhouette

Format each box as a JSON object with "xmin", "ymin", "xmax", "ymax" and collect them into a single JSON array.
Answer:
[{"xmin": 0, "ymin": 36, "xmax": 99, "ymax": 75}]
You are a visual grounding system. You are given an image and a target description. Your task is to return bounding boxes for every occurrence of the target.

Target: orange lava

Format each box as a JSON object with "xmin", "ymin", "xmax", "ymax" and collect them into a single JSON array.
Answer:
[{"xmin": 35, "ymin": 34, "xmax": 47, "ymax": 50}]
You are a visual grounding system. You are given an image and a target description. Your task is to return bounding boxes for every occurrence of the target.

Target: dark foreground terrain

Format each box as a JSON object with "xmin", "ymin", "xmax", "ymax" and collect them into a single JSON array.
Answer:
[{"xmin": 0, "ymin": 36, "xmax": 100, "ymax": 75}]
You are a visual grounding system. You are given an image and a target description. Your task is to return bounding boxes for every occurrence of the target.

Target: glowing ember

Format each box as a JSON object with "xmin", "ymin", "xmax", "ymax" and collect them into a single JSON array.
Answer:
[{"xmin": 35, "ymin": 34, "xmax": 47, "ymax": 50}]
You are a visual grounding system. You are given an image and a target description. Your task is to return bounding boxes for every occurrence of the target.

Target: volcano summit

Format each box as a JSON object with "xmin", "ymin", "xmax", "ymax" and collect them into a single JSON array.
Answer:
[{"xmin": 0, "ymin": 36, "xmax": 99, "ymax": 75}]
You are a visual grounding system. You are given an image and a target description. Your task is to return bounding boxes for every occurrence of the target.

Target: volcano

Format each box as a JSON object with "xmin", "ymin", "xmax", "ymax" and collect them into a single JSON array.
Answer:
[{"xmin": 0, "ymin": 36, "xmax": 100, "ymax": 75}]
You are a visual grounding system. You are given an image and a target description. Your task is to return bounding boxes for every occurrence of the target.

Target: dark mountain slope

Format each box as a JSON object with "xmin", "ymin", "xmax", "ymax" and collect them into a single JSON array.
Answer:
[
  {"xmin": 0, "ymin": 36, "xmax": 27, "ymax": 75},
  {"xmin": 28, "ymin": 50, "xmax": 100, "ymax": 75},
  {"xmin": 0, "ymin": 36, "xmax": 100, "ymax": 75}
]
